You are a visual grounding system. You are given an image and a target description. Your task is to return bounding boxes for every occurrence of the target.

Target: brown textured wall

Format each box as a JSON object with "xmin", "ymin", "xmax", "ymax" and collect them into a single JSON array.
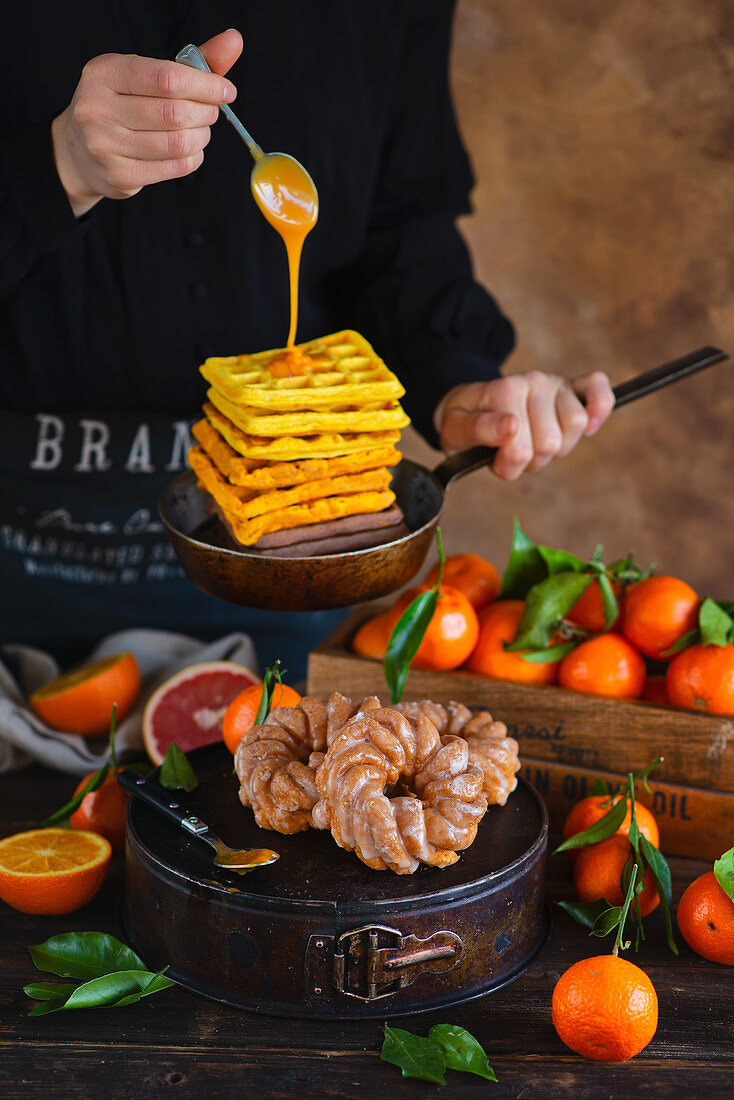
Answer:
[{"xmin": 401, "ymin": 0, "xmax": 734, "ymax": 597}]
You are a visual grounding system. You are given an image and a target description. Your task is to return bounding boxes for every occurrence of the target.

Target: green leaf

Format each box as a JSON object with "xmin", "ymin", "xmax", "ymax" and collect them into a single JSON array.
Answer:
[
  {"xmin": 507, "ymin": 572, "xmax": 592, "ymax": 651},
  {"xmin": 640, "ymin": 835, "xmax": 678, "ymax": 955},
  {"xmin": 253, "ymin": 660, "xmax": 286, "ymax": 726},
  {"xmin": 538, "ymin": 546, "xmax": 585, "ymax": 575},
  {"xmin": 596, "ymin": 572, "xmax": 619, "ymax": 631},
  {"xmin": 159, "ymin": 743, "xmax": 198, "ymax": 792},
  {"xmin": 590, "ymin": 906, "xmax": 624, "ymax": 938},
  {"xmin": 556, "ymin": 897, "xmax": 617, "ymax": 930},
  {"xmin": 553, "ymin": 796, "xmax": 629, "ymax": 853},
  {"xmin": 662, "ymin": 628, "xmax": 699, "ymax": 657},
  {"xmin": 699, "ymin": 597, "xmax": 733, "ymax": 647},
  {"xmin": 26, "ymin": 933, "xmax": 147, "ymax": 980},
  {"xmin": 520, "ymin": 641, "xmax": 577, "ymax": 664},
  {"xmin": 39, "ymin": 762, "xmax": 110, "ymax": 828},
  {"xmin": 591, "ymin": 778, "xmax": 610, "ymax": 797},
  {"xmin": 383, "ymin": 589, "xmax": 437, "ymax": 705},
  {"xmin": 428, "ymin": 1025, "xmax": 497, "ymax": 1082},
  {"xmin": 501, "ymin": 518, "xmax": 547, "ymax": 599},
  {"xmin": 25, "ymin": 970, "xmax": 174, "ymax": 1015},
  {"xmin": 714, "ymin": 846, "xmax": 734, "ymax": 901},
  {"xmin": 24, "ymin": 982, "xmax": 78, "ymax": 1002},
  {"xmin": 381, "ymin": 1025, "xmax": 446, "ymax": 1085}
]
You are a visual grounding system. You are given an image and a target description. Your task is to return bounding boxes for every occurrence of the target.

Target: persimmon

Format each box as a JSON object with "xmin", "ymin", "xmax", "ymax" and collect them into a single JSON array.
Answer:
[
  {"xmin": 464, "ymin": 600, "xmax": 560, "ymax": 685},
  {"xmin": 387, "ymin": 584, "xmax": 479, "ymax": 672},
  {"xmin": 558, "ymin": 634, "xmax": 646, "ymax": 699},
  {"xmin": 424, "ymin": 553, "xmax": 501, "ymax": 612},
  {"xmin": 621, "ymin": 575, "xmax": 699, "ymax": 661}
]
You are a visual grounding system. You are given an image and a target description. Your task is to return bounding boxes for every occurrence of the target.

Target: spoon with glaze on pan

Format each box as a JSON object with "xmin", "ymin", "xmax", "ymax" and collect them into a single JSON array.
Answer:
[{"xmin": 117, "ymin": 770, "xmax": 279, "ymax": 874}]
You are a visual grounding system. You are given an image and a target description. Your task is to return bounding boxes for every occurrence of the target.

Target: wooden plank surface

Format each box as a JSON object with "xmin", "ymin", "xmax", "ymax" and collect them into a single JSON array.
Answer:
[{"xmin": 2, "ymin": 765, "xmax": 734, "ymax": 1099}]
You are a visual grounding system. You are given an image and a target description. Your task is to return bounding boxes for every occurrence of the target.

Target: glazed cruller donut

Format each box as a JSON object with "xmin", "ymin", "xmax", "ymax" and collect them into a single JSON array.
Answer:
[{"xmin": 233, "ymin": 693, "xmax": 520, "ymax": 874}]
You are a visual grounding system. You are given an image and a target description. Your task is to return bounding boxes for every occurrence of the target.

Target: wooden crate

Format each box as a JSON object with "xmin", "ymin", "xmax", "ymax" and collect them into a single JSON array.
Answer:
[{"xmin": 307, "ymin": 607, "xmax": 734, "ymax": 860}]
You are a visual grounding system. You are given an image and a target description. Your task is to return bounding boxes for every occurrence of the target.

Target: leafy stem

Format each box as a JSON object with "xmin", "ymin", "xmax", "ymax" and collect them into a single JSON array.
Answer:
[{"xmin": 383, "ymin": 527, "xmax": 445, "ymax": 704}]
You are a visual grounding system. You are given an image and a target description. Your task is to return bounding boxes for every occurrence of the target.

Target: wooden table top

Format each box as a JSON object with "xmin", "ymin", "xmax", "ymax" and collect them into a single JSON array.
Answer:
[{"xmin": 2, "ymin": 765, "xmax": 733, "ymax": 1099}]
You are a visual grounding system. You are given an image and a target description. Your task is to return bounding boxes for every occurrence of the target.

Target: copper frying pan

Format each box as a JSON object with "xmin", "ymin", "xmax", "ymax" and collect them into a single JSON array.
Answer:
[{"xmin": 159, "ymin": 346, "xmax": 727, "ymax": 612}]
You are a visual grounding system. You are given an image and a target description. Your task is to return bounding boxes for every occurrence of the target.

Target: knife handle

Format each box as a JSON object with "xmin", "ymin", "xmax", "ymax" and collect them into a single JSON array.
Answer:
[{"xmin": 117, "ymin": 770, "xmax": 209, "ymax": 836}]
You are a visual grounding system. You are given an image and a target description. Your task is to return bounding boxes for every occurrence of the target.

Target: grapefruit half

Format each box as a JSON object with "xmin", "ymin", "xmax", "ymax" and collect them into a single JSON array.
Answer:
[{"xmin": 142, "ymin": 661, "xmax": 260, "ymax": 765}]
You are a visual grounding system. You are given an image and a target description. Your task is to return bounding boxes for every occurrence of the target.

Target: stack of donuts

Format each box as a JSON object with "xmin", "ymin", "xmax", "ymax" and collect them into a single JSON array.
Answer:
[{"xmin": 233, "ymin": 692, "xmax": 520, "ymax": 875}]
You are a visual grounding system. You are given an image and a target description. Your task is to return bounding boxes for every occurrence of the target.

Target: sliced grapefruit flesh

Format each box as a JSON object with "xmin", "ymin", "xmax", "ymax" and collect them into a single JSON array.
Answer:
[{"xmin": 142, "ymin": 661, "xmax": 260, "ymax": 765}]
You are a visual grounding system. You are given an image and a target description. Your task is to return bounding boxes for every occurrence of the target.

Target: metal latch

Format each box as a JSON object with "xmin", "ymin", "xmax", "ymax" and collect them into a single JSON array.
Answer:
[{"xmin": 333, "ymin": 924, "xmax": 463, "ymax": 1001}]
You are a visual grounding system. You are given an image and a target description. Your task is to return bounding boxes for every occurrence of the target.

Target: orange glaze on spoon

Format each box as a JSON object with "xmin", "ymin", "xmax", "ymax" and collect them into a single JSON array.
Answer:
[{"xmin": 250, "ymin": 152, "xmax": 319, "ymax": 370}]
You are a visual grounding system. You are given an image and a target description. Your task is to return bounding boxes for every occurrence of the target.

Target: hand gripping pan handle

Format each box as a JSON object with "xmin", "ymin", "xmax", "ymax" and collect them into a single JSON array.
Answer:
[{"xmin": 433, "ymin": 345, "xmax": 728, "ymax": 491}]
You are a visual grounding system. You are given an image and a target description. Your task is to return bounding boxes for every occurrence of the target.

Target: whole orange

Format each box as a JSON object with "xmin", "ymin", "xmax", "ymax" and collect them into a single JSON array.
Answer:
[
  {"xmin": 666, "ymin": 643, "xmax": 734, "ymax": 715},
  {"xmin": 552, "ymin": 954, "xmax": 658, "ymax": 1061},
  {"xmin": 558, "ymin": 634, "xmax": 646, "ymax": 699},
  {"xmin": 351, "ymin": 612, "xmax": 392, "ymax": 660},
  {"xmin": 222, "ymin": 682, "xmax": 302, "ymax": 754},
  {"xmin": 563, "ymin": 796, "xmax": 659, "ymax": 863},
  {"xmin": 29, "ymin": 652, "xmax": 140, "ymax": 737},
  {"xmin": 69, "ymin": 768, "xmax": 129, "ymax": 851},
  {"xmin": 387, "ymin": 584, "xmax": 479, "ymax": 672},
  {"xmin": 424, "ymin": 553, "xmax": 501, "ymax": 611},
  {"xmin": 640, "ymin": 675, "xmax": 669, "ymax": 706},
  {"xmin": 574, "ymin": 834, "xmax": 659, "ymax": 916},
  {"xmin": 566, "ymin": 579, "xmax": 621, "ymax": 634},
  {"xmin": 621, "ymin": 575, "xmax": 699, "ymax": 661},
  {"xmin": 464, "ymin": 599, "xmax": 560, "ymax": 685},
  {"xmin": 677, "ymin": 870, "xmax": 734, "ymax": 964},
  {"xmin": 0, "ymin": 828, "xmax": 111, "ymax": 915}
]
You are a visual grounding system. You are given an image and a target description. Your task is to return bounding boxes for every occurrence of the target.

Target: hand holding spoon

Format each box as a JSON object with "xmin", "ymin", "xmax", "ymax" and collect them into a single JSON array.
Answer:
[
  {"xmin": 176, "ymin": 43, "xmax": 318, "ymax": 347},
  {"xmin": 117, "ymin": 770, "xmax": 279, "ymax": 874}
]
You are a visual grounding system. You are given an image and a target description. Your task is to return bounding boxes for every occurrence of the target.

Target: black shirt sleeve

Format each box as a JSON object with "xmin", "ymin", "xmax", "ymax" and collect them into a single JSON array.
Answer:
[
  {"xmin": 0, "ymin": 119, "xmax": 87, "ymax": 299},
  {"xmin": 331, "ymin": 1, "xmax": 515, "ymax": 449}
]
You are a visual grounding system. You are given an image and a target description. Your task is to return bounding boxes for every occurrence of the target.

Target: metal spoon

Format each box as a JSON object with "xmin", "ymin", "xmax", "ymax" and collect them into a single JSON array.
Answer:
[
  {"xmin": 174, "ymin": 44, "xmax": 319, "ymax": 226},
  {"xmin": 117, "ymin": 770, "xmax": 279, "ymax": 874}
]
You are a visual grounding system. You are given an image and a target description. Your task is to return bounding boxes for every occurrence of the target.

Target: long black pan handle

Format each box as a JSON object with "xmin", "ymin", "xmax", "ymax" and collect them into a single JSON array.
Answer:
[{"xmin": 433, "ymin": 345, "xmax": 728, "ymax": 490}]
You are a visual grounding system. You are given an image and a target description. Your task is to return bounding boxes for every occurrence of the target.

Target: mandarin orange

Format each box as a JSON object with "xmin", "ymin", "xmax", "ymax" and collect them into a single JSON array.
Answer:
[
  {"xmin": 387, "ymin": 584, "xmax": 479, "ymax": 672},
  {"xmin": 566, "ymin": 578, "xmax": 621, "ymax": 634},
  {"xmin": 562, "ymin": 795, "xmax": 659, "ymax": 863},
  {"xmin": 573, "ymin": 834, "xmax": 659, "ymax": 916},
  {"xmin": 464, "ymin": 599, "xmax": 559, "ymax": 685},
  {"xmin": 69, "ymin": 768, "xmax": 129, "ymax": 851},
  {"xmin": 424, "ymin": 552, "xmax": 501, "ymax": 611},
  {"xmin": 677, "ymin": 870, "xmax": 734, "ymax": 965},
  {"xmin": 552, "ymin": 954, "xmax": 658, "ymax": 1062},
  {"xmin": 351, "ymin": 612, "xmax": 392, "ymax": 661},
  {"xmin": 621, "ymin": 575, "xmax": 699, "ymax": 661},
  {"xmin": 222, "ymin": 682, "xmax": 302, "ymax": 754},
  {"xmin": 558, "ymin": 634, "xmax": 646, "ymax": 699},
  {"xmin": 666, "ymin": 643, "xmax": 734, "ymax": 715}
]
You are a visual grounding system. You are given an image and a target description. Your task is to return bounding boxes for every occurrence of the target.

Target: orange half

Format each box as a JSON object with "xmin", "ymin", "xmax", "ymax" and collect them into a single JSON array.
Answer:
[
  {"xmin": 29, "ymin": 652, "xmax": 140, "ymax": 736},
  {"xmin": 0, "ymin": 828, "xmax": 111, "ymax": 914}
]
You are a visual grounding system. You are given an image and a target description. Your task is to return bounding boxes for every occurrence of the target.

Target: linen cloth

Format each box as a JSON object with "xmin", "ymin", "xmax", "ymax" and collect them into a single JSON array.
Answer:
[{"xmin": 0, "ymin": 629, "xmax": 257, "ymax": 775}]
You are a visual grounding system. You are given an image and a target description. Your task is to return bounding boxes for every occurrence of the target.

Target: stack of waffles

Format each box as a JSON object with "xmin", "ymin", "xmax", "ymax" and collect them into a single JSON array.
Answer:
[{"xmin": 188, "ymin": 331, "xmax": 411, "ymax": 555}]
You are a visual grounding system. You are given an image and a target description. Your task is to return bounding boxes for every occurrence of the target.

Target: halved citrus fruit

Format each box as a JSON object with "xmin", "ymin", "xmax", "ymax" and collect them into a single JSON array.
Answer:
[
  {"xmin": 142, "ymin": 661, "xmax": 260, "ymax": 765},
  {"xmin": 29, "ymin": 652, "xmax": 140, "ymax": 737},
  {"xmin": 0, "ymin": 828, "xmax": 111, "ymax": 914}
]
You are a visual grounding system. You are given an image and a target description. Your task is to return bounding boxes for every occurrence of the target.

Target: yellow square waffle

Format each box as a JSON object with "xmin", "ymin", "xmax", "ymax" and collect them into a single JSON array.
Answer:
[
  {"xmin": 202, "ymin": 401, "xmax": 402, "ymax": 461},
  {"xmin": 189, "ymin": 446, "xmax": 393, "ymax": 523},
  {"xmin": 192, "ymin": 417, "xmax": 401, "ymax": 490},
  {"xmin": 206, "ymin": 387, "xmax": 409, "ymax": 438},
  {"xmin": 199, "ymin": 330, "xmax": 405, "ymax": 411}
]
